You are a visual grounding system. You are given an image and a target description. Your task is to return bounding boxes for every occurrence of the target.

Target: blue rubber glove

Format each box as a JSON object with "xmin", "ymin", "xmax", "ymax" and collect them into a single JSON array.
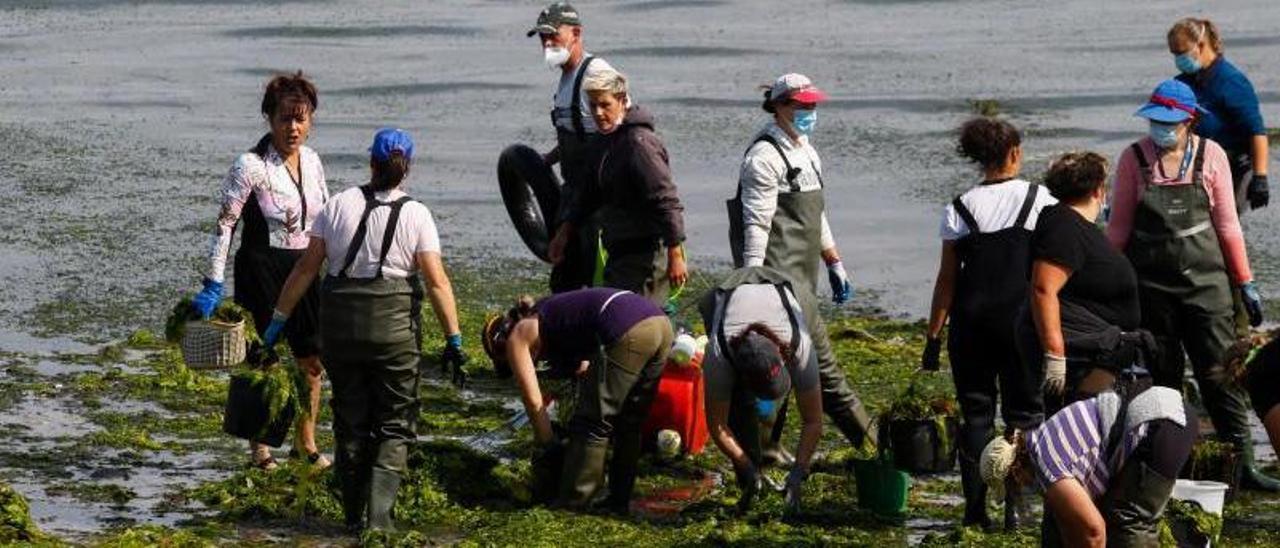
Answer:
[
  {"xmin": 1241, "ymin": 281, "xmax": 1264, "ymax": 327},
  {"xmin": 826, "ymin": 260, "xmax": 852, "ymax": 304},
  {"xmin": 191, "ymin": 278, "xmax": 224, "ymax": 319},
  {"xmin": 262, "ymin": 310, "xmax": 288, "ymax": 348},
  {"xmin": 441, "ymin": 333, "xmax": 469, "ymax": 387}
]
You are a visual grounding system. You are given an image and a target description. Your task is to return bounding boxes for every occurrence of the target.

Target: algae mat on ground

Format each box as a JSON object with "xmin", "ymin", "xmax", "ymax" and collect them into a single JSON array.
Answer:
[{"xmin": 3, "ymin": 262, "xmax": 1280, "ymax": 546}]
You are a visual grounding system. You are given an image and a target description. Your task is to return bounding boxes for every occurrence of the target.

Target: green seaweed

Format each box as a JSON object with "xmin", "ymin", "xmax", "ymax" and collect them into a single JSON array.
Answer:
[
  {"xmin": 0, "ymin": 481, "xmax": 45, "ymax": 544},
  {"xmin": 969, "ymin": 99, "xmax": 1002, "ymax": 117},
  {"xmin": 1160, "ymin": 498, "xmax": 1223, "ymax": 546},
  {"xmin": 45, "ymin": 482, "xmax": 136, "ymax": 506},
  {"xmin": 884, "ymin": 372, "xmax": 958, "ymax": 421},
  {"xmin": 163, "ymin": 296, "xmax": 259, "ymax": 345}
]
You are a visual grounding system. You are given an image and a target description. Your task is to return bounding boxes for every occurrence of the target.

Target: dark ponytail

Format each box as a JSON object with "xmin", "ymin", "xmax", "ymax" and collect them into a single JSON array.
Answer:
[
  {"xmin": 369, "ymin": 151, "xmax": 411, "ymax": 192},
  {"xmin": 761, "ymin": 87, "xmax": 777, "ymax": 114}
]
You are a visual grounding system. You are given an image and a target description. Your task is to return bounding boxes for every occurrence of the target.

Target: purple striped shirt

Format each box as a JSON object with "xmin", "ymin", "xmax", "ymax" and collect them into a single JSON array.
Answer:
[{"xmin": 1027, "ymin": 398, "xmax": 1149, "ymax": 498}]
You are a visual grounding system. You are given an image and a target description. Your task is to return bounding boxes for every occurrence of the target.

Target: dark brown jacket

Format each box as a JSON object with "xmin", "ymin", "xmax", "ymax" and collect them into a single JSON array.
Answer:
[{"xmin": 593, "ymin": 106, "xmax": 685, "ymax": 250}]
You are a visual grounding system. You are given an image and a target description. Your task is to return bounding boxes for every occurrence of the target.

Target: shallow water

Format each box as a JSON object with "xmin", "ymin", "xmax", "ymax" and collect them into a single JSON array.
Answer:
[
  {"xmin": 1, "ymin": 0, "xmax": 1279, "ymax": 540},
  {"xmin": 0, "ymin": 0, "xmax": 1277, "ymax": 333}
]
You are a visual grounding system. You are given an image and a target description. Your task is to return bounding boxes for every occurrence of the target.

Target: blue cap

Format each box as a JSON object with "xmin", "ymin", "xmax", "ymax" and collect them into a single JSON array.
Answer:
[
  {"xmin": 370, "ymin": 128, "xmax": 414, "ymax": 162},
  {"xmin": 1134, "ymin": 79, "xmax": 1199, "ymax": 123}
]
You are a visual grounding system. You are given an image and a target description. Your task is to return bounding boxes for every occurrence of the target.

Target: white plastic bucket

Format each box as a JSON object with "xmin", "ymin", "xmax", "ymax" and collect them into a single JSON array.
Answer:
[{"xmin": 1170, "ymin": 479, "xmax": 1229, "ymax": 515}]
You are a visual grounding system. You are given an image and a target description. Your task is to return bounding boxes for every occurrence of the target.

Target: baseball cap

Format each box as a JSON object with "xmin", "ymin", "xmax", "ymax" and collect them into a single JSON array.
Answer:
[
  {"xmin": 1134, "ymin": 79, "xmax": 1199, "ymax": 123},
  {"xmin": 527, "ymin": 2, "xmax": 581, "ymax": 37},
  {"xmin": 370, "ymin": 128, "xmax": 414, "ymax": 162},
  {"xmin": 732, "ymin": 330, "xmax": 791, "ymax": 400},
  {"xmin": 769, "ymin": 73, "xmax": 828, "ymax": 105}
]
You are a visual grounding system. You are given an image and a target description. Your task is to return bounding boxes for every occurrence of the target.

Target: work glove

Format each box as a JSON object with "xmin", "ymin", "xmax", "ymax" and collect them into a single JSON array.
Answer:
[
  {"xmin": 262, "ymin": 309, "xmax": 288, "ymax": 348},
  {"xmin": 1248, "ymin": 174, "xmax": 1269, "ymax": 210},
  {"xmin": 441, "ymin": 333, "xmax": 469, "ymax": 387},
  {"xmin": 1241, "ymin": 281, "xmax": 1265, "ymax": 327},
  {"xmin": 783, "ymin": 467, "xmax": 807, "ymax": 516},
  {"xmin": 826, "ymin": 260, "xmax": 853, "ymax": 304},
  {"xmin": 921, "ymin": 337, "xmax": 943, "ymax": 371},
  {"xmin": 1043, "ymin": 353, "xmax": 1067, "ymax": 396},
  {"xmin": 733, "ymin": 460, "xmax": 761, "ymax": 514},
  {"xmin": 191, "ymin": 278, "xmax": 224, "ymax": 319}
]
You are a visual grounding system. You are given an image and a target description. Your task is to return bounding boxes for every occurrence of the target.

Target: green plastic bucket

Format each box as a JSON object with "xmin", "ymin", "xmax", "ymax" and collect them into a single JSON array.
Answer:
[{"xmin": 852, "ymin": 456, "xmax": 911, "ymax": 518}]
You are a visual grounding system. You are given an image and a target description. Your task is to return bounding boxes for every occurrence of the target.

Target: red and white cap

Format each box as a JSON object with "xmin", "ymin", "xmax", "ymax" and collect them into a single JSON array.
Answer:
[{"xmin": 769, "ymin": 73, "xmax": 828, "ymax": 104}]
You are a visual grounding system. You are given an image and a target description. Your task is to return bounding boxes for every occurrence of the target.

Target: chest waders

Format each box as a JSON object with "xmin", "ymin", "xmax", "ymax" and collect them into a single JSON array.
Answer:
[
  {"xmin": 707, "ymin": 282, "xmax": 801, "ymax": 469},
  {"xmin": 728, "ymin": 134, "xmax": 826, "ymax": 296},
  {"xmin": 320, "ymin": 185, "xmax": 425, "ymax": 532},
  {"xmin": 557, "ymin": 293, "xmax": 673, "ymax": 512},
  {"xmin": 726, "ymin": 136, "xmax": 875, "ymax": 458},
  {"xmin": 1122, "ymin": 139, "xmax": 1277, "ymax": 489},
  {"xmin": 550, "ymin": 56, "xmax": 605, "ymax": 293},
  {"xmin": 949, "ymin": 182, "xmax": 1045, "ymax": 529}
]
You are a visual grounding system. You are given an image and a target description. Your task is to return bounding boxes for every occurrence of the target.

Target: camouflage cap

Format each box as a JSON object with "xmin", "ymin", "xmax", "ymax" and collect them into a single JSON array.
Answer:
[{"xmin": 527, "ymin": 2, "xmax": 582, "ymax": 37}]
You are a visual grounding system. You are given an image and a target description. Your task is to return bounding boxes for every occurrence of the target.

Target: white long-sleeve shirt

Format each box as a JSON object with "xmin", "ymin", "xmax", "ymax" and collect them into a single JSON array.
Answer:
[
  {"xmin": 736, "ymin": 122, "xmax": 835, "ymax": 266},
  {"xmin": 203, "ymin": 145, "xmax": 328, "ymax": 282}
]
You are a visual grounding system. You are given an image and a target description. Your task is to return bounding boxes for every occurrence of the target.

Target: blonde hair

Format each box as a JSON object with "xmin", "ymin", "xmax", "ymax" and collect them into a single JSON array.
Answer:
[
  {"xmin": 582, "ymin": 68, "xmax": 630, "ymax": 102},
  {"xmin": 1169, "ymin": 17, "xmax": 1223, "ymax": 53}
]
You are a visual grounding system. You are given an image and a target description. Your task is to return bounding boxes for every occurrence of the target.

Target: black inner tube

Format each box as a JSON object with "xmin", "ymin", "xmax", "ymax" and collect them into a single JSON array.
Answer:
[{"xmin": 497, "ymin": 144, "xmax": 562, "ymax": 262}]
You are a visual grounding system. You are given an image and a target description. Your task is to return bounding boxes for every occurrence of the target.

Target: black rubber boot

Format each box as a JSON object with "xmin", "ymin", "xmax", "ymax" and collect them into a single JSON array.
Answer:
[
  {"xmin": 557, "ymin": 437, "xmax": 610, "ymax": 509},
  {"xmin": 1003, "ymin": 486, "xmax": 1031, "ymax": 532},
  {"xmin": 959, "ymin": 456, "xmax": 991, "ymax": 529},
  {"xmin": 1240, "ymin": 437, "xmax": 1280, "ymax": 492},
  {"xmin": 957, "ymin": 418, "xmax": 992, "ymax": 529},
  {"xmin": 337, "ymin": 467, "xmax": 369, "ymax": 533},
  {"xmin": 332, "ymin": 432, "xmax": 369, "ymax": 533},
  {"xmin": 366, "ymin": 468, "xmax": 402, "ymax": 532}
]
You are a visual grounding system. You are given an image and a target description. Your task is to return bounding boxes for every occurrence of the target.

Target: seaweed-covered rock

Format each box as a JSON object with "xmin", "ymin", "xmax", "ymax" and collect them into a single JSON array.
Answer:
[{"xmin": 0, "ymin": 481, "xmax": 43, "ymax": 543}]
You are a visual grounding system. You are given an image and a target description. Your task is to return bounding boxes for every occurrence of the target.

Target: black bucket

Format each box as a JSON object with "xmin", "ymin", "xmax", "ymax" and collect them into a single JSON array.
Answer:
[
  {"xmin": 881, "ymin": 417, "xmax": 959, "ymax": 474},
  {"xmin": 222, "ymin": 371, "xmax": 296, "ymax": 448}
]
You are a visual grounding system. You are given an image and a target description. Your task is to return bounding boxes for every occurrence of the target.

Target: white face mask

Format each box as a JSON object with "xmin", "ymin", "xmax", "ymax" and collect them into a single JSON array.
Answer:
[{"xmin": 544, "ymin": 46, "xmax": 570, "ymax": 69}]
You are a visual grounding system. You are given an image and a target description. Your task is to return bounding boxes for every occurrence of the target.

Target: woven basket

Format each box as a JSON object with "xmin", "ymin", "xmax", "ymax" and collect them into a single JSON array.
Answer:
[{"xmin": 180, "ymin": 319, "xmax": 247, "ymax": 369}]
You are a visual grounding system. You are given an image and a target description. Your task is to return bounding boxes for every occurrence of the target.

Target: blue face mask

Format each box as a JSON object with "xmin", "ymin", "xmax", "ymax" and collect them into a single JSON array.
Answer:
[
  {"xmin": 1175, "ymin": 52, "xmax": 1201, "ymax": 74},
  {"xmin": 1149, "ymin": 121, "xmax": 1180, "ymax": 149},
  {"xmin": 793, "ymin": 109, "xmax": 817, "ymax": 135},
  {"xmin": 755, "ymin": 398, "xmax": 776, "ymax": 419}
]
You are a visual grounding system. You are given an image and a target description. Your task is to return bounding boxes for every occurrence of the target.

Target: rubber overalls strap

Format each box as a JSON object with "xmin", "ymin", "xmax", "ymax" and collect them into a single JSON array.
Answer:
[
  {"xmin": 727, "ymin": 134, "xmax": 826, "ymax": 294},
  {"xmin": 950, "ymin": 182, "xmax": 1040, "ymax": 325},
  {"xmin": 549, "ymin": 55, "xmax": 596, "ymax": 142}
]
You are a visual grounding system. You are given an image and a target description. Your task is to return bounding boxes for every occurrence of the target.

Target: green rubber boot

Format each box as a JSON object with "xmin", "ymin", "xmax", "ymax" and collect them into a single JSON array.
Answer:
[
  {"xmin": 1240, "ymin": 437, "xmax": 1280, "ymax": 492},
  {"xmin": 557, "ymin": 438, "xmax": 610, "ymax": 509},
  {"xmin": 366, "ymin": 468, "xmax": 402, "ymax": 532}
]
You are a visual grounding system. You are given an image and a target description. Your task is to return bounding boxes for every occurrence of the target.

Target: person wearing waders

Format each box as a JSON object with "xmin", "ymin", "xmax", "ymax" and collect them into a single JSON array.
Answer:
[
  {"xmin": 190, "ymin": 72, "xmax": 331, "ymax": 471},
  {"xmin": 698, "ymin": 266, "xmax": 831, "ymax": 516},
  {"xmin": 980, "ymin": 387, "xmax": 1194, "ymax": 547},
  {"xmin": 535, "ymin": 2, "xmax": 619, "ymax": 293},
  {"xmin": 480, "ymin": 289, "xmax": 673, "ymax": 513},
  {"xmin": 583, "ymin": 68, "xmax": 688, "ymax": 305},
  {"xmin": 921, "ymin": 118, "xmax": 1056, "ymax": 530},
  {"xmin": 267, "ymin": 129, "xmax": 467, "ymax": 532},
  {"xmin": 1107, "ymin": 79, "xmax": 1280, "ymax": 492},
  {"xmin": 1024, "ymin": 152, "xmax": 1153, "ymax": 410},
  {"xmin": 727, "ymin": 74, "xmax": 872, "ymax": 464}
]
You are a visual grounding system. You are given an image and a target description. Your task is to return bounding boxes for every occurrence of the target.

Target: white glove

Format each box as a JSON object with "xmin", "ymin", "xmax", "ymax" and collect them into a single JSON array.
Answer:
[{"xmin": 1043, "ymin": 353, "xmax": 1067, "ymax": 395}]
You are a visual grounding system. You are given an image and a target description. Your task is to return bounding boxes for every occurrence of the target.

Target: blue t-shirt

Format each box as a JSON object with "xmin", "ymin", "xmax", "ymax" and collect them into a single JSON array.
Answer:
[{"xmin": 1177, "ymin": 57, "xmax": 1266, "ymax": 156}]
